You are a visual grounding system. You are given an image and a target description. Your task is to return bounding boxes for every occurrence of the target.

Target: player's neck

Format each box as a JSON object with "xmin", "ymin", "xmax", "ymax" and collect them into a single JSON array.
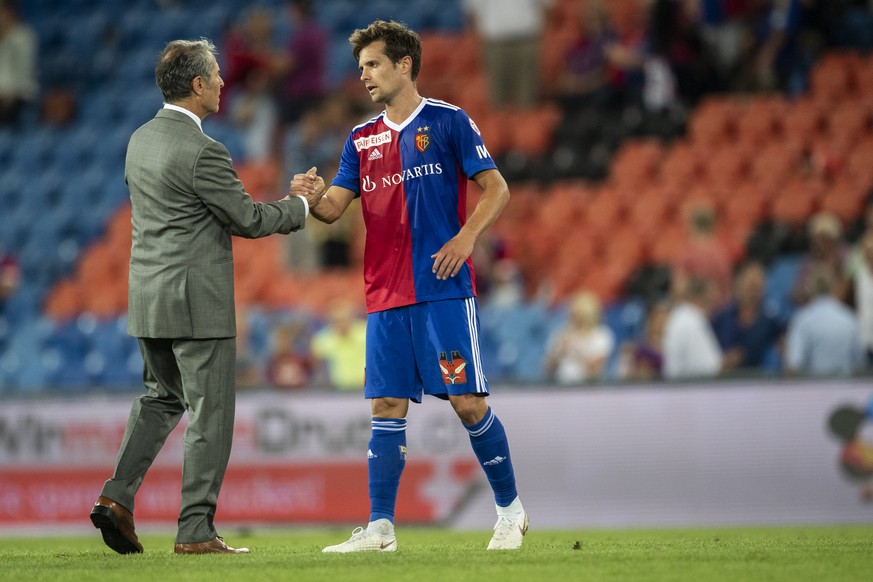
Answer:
[{"xmin": 384, "ymin": 89, "xmax": 423, "ymax": 126}]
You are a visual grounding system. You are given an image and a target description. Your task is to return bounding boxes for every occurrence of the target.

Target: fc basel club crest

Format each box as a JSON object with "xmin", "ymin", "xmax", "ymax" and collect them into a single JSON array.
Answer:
[
  {"xmin": 439, "ymin": 350, "xmax": 467, "ymax": 384},
  {"xmin": 415, "ymin": 125, "xmax": 430, "ymax": 153}
]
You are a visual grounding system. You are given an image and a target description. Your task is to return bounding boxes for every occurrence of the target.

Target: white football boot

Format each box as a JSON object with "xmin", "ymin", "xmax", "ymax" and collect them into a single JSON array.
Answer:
[
  {"xmin": 487, "ymin": 498, "xmax": 529, "ymax": 550},
  {"xmin": 322, "ymin": 518, "xmax": 397, "ymax": 553}
]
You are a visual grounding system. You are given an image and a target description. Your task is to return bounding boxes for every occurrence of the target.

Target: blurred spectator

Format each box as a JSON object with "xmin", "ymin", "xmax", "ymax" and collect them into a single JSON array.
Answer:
[
  {"xmin": 696, "ymin": 0, "xmax": 754, "ymax": 89},
  {"xmin": 223, "ymin": 7, "xmax": 282, "ymax": 161},
  {"xmin": 282, "ymin": 96, "xmax": 366, "ymax": 271},
  {"xmin": 472, "ymin": 231, "xmax": 521, "ymax": 309},
  {"xmin": 0, "ymin": 243, "xmax": 19, "ymax": 310},
  {"xmin": 282, "ymin": 96, "xmax": 360, "ymax": 183},
  {"xmin": 672, "ymin": 203, "xmax": 733, "ymax": 309},
  {"xmin": 663, "ymin": 277, "xmax": 723, "ymax": 379},
  {"xmin": 275, "ymin": 0, "xmax": 328, "ymax": 126},
  {"xmin": 785, "ymin": 265, "xmax": 863, "ymax": 376},
  {"xmin": 601, "ymin": 1, "xmax": 681, "ymax": 114},
  {"xmin": 544, "ymin": 291, "xmax": 615, "ymax": 384},
  {"xmin": 792, "ymin": 211, "xmax": 849, "ymax": 307},
  {"xmin": 733, "ymin": 0, "xmax": 805, "ymax": 93},
  {"xmin": 267, "ymin": 317, "xmax": 314, "ymax": 389},
  {"xmin": 235, "ymin": 307, "xmax": 265, "ymax": 389},
  {"xmin": 554, "ymin": 1, "xmax": 620, "ymax": 114},
  {"xmin": 480, "ymin": 258, "xmax": 525, "ymax": 310},
  {"xmin": 0, "ymin": 0, "xmax": 37, "ymax": 125},
  {"xmin": 618, "ymin": 300, "xmax": 670, "ymax": 381},
  {"xmin": 712, "ymin": 260, "xmax": 785, "ymax": 374},
  {"xmin": 648, "ymin": 0, "xmax": 714, "ymax": 106},
  {"xmin": 849, "ymin": 230, "xmax": 873, "ymax": 368},
  {"xmin": 463, "ymin": 0, "xmax": 554, "ymax": 108},
  {"xmin": 846, "ymin": 192, "xmax": 873, "ymax": 270},
  {"xmin": 311, "ymin": 301, "xmax": 367, "ymax": 390}
]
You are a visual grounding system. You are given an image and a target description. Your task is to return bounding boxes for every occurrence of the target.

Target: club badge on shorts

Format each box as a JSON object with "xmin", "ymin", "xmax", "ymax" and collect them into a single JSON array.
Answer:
[{"xmin": 439, "ymin": 350, "xmax": 467, "ymax": 384}]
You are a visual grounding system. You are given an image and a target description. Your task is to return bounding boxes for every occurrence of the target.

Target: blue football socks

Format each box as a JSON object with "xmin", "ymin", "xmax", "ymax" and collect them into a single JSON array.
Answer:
[
  {"xmin": 368, "ymin": 417, "xmax": 407, "ymax": 523},
  {"xmin": 465, "ymin": 407, "xmax": 518, "ymax": 507}
]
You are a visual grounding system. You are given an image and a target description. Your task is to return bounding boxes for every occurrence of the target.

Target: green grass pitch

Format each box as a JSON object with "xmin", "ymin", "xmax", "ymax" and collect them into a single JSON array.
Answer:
[{"xmin": 1, "ymin": 525, "xmax": 872, "ymax": 581}]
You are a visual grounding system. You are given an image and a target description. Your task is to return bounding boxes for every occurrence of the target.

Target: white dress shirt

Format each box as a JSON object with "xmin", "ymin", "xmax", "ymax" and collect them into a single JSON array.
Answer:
[{"xmin": 663, "ymin": 302, "xmax": 723, "ymax": 379}]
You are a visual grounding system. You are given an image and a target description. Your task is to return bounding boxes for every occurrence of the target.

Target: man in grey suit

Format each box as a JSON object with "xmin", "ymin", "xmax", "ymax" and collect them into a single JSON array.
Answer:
[{"xmin": 89, "ymin": 39, "xmax": 323, "ymax": 555}]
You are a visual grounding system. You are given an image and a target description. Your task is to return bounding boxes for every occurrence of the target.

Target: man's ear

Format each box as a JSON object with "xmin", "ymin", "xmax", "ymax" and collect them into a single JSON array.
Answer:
[
  {"xmin": 192, "ymin": 75, "xmax": 204, "ymax": 96},
  {"xmin": 399, "ymin": 55, "xmax": 413, "ymax": 76}
]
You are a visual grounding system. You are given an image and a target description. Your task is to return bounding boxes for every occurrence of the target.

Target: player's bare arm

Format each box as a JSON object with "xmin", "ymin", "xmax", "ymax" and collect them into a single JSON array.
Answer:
[
  {"xmin": 430, "ymin": 168, "xmax": 510, "ymax": 281},
  {"xmin": 289, "ymin": 166, "xmax": 356, "ymax": 224}
]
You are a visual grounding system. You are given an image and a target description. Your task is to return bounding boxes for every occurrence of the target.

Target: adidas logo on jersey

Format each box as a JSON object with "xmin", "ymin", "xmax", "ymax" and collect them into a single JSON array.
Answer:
[{"xmin": 368, "ymin": 148, "xmax": 383, "ymax": 161}]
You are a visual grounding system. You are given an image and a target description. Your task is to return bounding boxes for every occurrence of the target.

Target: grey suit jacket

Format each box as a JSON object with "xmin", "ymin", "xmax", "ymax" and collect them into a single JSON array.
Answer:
[{"xmin": 125, "ymin": 109, "xmax": 305, "ymax": 339}]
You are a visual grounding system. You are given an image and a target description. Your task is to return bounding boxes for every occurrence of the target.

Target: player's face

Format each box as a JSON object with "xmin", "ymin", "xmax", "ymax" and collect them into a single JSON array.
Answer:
[{"xmin": 358, "ymin": 41, "xmax": 405, "ymax": 104}]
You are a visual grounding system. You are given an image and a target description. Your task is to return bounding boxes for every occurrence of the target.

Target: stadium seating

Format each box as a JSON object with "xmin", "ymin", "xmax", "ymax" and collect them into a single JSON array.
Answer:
[{"xmin": 1, "ymin": 1, "xmax": 871, "ymax": 393}]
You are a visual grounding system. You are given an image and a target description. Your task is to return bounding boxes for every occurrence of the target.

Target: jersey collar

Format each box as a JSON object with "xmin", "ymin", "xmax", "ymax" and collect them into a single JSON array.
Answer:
[{"xmin": 382, "ymin": 97, "xmax": 427, "ymax": 132}]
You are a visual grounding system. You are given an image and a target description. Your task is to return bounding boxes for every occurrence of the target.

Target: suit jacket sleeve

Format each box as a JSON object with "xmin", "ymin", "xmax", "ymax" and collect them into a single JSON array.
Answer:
[{"xmin": 193, "ymin": 139, "xmax": 306, "ymax": 238}]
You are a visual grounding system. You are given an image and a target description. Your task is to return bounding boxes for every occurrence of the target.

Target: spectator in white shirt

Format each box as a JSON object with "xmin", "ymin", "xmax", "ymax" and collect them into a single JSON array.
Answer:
[
  {"xmin": 851, "ymin": 230, "xmax": 873, "ymax": 368},
  {"xmin": 663, "ymin": 277, "xmax": 723, "ymax": 379}
]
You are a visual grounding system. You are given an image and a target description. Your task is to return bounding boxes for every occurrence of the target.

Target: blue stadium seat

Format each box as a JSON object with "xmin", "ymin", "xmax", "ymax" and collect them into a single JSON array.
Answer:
[
  {"xmin": 602, "ymin": 299, "xmax": 647, "ymax": 379},
  {"xmin": 51, "ymin": 126, "xmax": 99, "ymax": 171},
  {"xmin": 12, "ymin": 132, "xmax": 54, "ymax": 174},
  {"xmin": 2, "ymin": 318, "xmax": 55, "ymax": 393},
  {"xmin": 481, "ymin": 303, "xmax": 553, "ymax": 383},
  {"xmin": 765, "ymin": 253, "xmax": 804, "ymax": 324}
]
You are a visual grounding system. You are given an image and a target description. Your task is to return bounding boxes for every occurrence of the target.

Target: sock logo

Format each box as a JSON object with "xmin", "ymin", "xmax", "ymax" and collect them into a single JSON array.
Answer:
[
  {"xmin": 367, "ymin": 449, "xmax": 377, "ymax": 459},
  {"xmin": 439, "ymin": 350, "xmax": 468, "ymax": 385},
  {"xmin": 483, "ymin": 455, "xmax": 506, "ymax": 466},
  {"xmin": 399, "ymin": 445, "xmax": 407, "ymax": 460}
]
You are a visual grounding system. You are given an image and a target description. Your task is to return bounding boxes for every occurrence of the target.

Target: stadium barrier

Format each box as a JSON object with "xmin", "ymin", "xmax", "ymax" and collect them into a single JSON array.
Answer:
[{"xmin": 0, "ymin": 379, "xmax": 870, "ymax": 532}]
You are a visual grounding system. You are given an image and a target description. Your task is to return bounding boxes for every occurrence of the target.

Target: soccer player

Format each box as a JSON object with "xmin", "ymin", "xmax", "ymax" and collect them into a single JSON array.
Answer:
[{"xmin": 291, "ymin": 20, "xmax": 527, "ymax": 552}]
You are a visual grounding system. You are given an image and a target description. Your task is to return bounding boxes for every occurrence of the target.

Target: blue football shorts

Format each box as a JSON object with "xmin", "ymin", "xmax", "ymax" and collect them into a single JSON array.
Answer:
[{"xmin": 364, "ymin": 297, "xmax": 490, "ymax": 402}]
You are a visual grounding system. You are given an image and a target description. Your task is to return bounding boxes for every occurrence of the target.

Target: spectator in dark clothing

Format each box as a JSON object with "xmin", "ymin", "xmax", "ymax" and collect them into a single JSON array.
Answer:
[
  {"xmin": 276, "ymin": 0, "xmax": 328, "ymax": 125},
  {"xmin": 712, "ymin": 260, "xmax": 785, "ymax": 373}
]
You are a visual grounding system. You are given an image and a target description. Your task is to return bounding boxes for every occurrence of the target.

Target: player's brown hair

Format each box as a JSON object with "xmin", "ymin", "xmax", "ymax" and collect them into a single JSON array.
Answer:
[{"xmin": 349, "ymin": 20, "xmax": 422, "ymax": 81}]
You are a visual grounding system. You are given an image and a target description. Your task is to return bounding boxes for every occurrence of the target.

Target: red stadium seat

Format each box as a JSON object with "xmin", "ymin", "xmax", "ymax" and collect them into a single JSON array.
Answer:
[
  {"xmin": 749, "ymin": 142, "xmax": 803, "ymax": 192},
  {"xmin": 819, "ymin": 179, "xmax": 869, "ymax": 225},
  {"xmin": 826, "ymin": 100, "xmax": 872, "ymax": 144},
  {"xmin": 722, "ymin": 181, "xmax": 769, "ymax": 232},
  {"xmin": 769, "ymin": 180, "xmax": 821, "ymax": 225},
  {"xmin": 610, "ymin": 139, "xmax": 663, "ymax": 189},
  {"xmin": 810, "ymin": 51, "xmax": 860, "ymax": 105},
  {"xmin": 702, "ymin": 143, "xmax": 750, "ymax": 188},
  {"xmin": 846, "ymin": 137, "xmax": 873, "ymax": 184},
  {"xmin": 658, "ymin": 141, "xmax": 705, "ymax": 190},
  {"xmin": 781, "ymin": 98, "xmax": 827, "ymax": 147},
  {"xmin": 687, "ymin": 97, "xmax": 740, "ymax": 146},
  {"xmin": 735, "ymin": 95, "xmax": 787, "ymax": 147}
]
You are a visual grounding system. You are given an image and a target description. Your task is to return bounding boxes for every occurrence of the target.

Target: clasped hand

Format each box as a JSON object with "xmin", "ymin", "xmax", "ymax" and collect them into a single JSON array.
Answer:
[{"xmin": 288, "ymin": 166, "xmax": 326, "ymax": 208}]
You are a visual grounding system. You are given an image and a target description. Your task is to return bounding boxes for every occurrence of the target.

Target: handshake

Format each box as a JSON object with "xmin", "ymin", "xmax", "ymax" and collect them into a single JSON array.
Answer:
[{"xmin": 287, "ymin": 166, "xmax": 326, "ymax": 209}]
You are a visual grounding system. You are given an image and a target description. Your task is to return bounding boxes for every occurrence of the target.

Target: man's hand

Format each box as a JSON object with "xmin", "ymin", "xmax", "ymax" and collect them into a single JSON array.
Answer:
[
  {"xmin": 431, "ymin": 230, "xmax": 476, "ymax": 281},
  {"xmin": 290, "ymin": 166, "xmax": 326, "ymax": 208}
]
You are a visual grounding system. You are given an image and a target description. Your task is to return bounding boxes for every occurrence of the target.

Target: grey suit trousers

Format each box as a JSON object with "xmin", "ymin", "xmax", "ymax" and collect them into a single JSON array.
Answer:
[{"xmin": 101, "ymin": 336, "xmax": 236, "ymax": 543}]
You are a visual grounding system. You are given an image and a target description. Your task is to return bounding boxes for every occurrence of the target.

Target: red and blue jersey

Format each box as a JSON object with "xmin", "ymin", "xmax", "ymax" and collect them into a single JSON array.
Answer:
[{"xmin": 332, "ymin": 98, "xmax": 497, "ymax": 314}]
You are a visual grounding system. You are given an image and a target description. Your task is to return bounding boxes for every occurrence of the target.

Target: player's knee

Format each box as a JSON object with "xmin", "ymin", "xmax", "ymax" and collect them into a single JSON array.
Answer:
[
  {"xmin": 371, "ymin": 397, "xmax": 408, "ymax": 418},
  {"xmin": 451, "ymin": 395, "xmax": 487, "ymax": 425}
]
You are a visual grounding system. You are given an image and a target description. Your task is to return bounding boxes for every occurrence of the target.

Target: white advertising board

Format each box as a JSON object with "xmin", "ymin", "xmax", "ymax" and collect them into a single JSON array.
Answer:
[{"xmin": 0, "ymin": 379, "xmax": 871, "ymax": 531}]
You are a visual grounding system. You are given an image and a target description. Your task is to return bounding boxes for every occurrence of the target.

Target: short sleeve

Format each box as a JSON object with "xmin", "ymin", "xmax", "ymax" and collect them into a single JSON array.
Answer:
[
  {"xmin": 449, "ymin": 108, "xmax": 498, "ymax": 179},
  {"xmin": 331, "ymin": 132, "xmax": 361, "ymax": 195}
]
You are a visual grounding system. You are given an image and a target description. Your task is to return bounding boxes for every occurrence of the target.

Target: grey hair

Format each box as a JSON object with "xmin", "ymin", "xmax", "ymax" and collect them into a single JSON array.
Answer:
[{"xmin": 155, "ymin": 39, "xmax": 218, "ymax": 103}]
